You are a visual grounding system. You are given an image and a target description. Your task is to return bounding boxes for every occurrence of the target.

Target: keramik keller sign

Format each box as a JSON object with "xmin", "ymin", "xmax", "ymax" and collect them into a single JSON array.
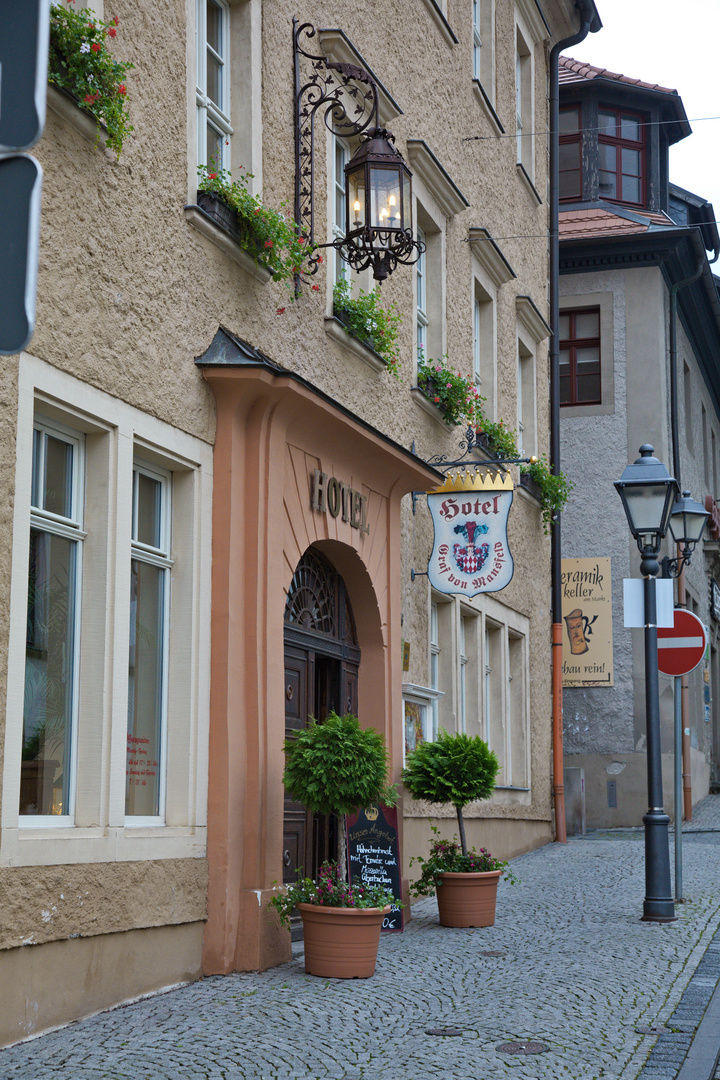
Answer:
[{"xmin": 427, "ymin": 470, "xmax": 514, "ymax": 596}]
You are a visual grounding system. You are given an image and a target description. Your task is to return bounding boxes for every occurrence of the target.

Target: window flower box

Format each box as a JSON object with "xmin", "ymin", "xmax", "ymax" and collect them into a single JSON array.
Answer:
[{"xmin": 519, "ymin": 470, "xmax": 543, "ymax": 502}]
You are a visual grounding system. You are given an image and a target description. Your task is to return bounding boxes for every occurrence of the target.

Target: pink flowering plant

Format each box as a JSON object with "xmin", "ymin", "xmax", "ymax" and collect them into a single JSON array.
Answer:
[
  {"xmin": 408, "ymin": 828, "xmax": 516, "ymax": 898},
  {"xmin": 417, "ymin": 354, "xmax": 484, "ymax": 427},
  {"xmin": 332, "ymin": 278, "xmax": 403, "ymax": 377},
  {"xmin": 270, "ymin": 861, "xmax": 398, "ymax": 929},
  {"xmin": 48, "ymin": 3, "xmax": 134, "ymax": 156},
  {"xmin": 198, "ymin": 164, "xmax": 307, "ymax": 288},
  {"xmin": 416, "ymin": 355, "xmax": 572, "ymax": 530}
]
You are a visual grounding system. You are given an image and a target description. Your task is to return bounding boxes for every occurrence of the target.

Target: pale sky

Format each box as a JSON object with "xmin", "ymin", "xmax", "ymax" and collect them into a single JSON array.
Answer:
[{"xmin": 570, "ymin": 0, "xmax": 720, "ymax": 245}]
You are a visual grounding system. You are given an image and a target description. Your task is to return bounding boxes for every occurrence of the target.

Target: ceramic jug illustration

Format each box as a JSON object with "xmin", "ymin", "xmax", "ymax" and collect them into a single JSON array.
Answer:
[{"xmin": 565, "ymin": 608, "xmax": 590, "ymax": 655}]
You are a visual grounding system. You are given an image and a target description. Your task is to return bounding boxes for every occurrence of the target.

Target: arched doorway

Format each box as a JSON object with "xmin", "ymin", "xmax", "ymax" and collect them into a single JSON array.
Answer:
[{"xmin": 283, "ymin": 548, "xmax": 359, "ymax": 912}]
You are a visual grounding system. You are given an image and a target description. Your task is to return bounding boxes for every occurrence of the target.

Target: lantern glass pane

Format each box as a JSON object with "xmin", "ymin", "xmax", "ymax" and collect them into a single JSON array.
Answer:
[
  {"xmin": 347, "ymin": 168, "xmax": 366, "ymax": 231},
  {"xmin": 370, "ymin": 168, "xmax": 402, "ymax": 229},
  {"xmin": 402, "ymin": 171, "xmax": 411, "ymax": 230},
  {"xmin": 623, "ymin": 484, "xmax": 671, "ymax": 536}
]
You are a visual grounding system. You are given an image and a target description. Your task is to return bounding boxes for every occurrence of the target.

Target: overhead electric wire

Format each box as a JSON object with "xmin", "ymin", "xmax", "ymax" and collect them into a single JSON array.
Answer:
[{"xmin": 462, "ymin": 115, "xmax": 720, "ymax": 142}]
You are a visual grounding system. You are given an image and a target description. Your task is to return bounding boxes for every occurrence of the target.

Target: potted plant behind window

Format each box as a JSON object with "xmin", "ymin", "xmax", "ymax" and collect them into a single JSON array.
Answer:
[
  {"xmin": 270, "ymin": 711, "xmax": 399, "ymax": 978},
  {"xmin": 402, "ymin": 729, "xmax": 513, "ymax": 928}
]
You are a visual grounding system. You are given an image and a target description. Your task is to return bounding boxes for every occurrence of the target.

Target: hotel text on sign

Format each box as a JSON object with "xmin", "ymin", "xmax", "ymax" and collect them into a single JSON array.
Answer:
[{"xmin": 426, "ymin": 470, "xmax": 514, "ymax": 596}]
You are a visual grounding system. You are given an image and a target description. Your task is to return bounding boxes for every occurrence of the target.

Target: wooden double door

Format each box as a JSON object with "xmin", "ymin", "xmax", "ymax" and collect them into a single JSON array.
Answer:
[{"xmin": 282, "ymin": 549, "xmax": 359, "ymax": 923}]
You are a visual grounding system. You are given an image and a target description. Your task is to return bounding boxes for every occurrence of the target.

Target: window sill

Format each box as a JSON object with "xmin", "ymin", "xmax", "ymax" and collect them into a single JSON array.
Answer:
[
  {"xmin": 184, "ymin": 204, "xmax": 274, "ymax": 284},
  {"xmin": 419, "ymin": 0, "xmax": 458, "ymax": 45},
  {"xmin": 46, "ymin": 83, "xmax": 109, "ymax": 150},
  {"xmin": 472, "ymin": 80, "xmax": 505, "ymax": 136},
  {"xmin": 516, "ymin": 162, "xmax": 542, "ymax": 205},
  {"xmin": 411, "ymin": 386, "xmax": 455, "ymax": 426},
  {"xmin": 324, "ymin": 316, "xmax": 387, "ymax": 374}
]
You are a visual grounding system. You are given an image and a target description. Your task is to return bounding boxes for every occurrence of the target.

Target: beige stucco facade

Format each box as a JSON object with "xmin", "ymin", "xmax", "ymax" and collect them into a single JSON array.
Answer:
[{"xmin": 0, "ymin": 0, "xmax": 588, "ymax": 1046}]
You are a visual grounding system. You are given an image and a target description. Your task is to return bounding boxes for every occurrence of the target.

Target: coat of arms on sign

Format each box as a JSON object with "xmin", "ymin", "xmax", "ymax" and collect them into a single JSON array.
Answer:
[{"xmin": 426, "ymin": 470, "xmax": 515, "ymax": 597}]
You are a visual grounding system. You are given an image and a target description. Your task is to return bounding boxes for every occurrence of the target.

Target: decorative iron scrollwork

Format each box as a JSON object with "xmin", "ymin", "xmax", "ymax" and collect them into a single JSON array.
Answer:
[{"xmin": 293, "ymin": 18, "xmax": 379, "ymax": 276}]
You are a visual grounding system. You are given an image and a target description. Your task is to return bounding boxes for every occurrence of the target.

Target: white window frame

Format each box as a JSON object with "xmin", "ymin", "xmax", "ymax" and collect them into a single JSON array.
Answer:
[
  {"xmin": 473, "ymin": 0, "xmax": 483, "ymax": 80},
  {"xmin": 480, "ymin": 600, "xmax": 530, "ymax": 792},
  {"xmin": 514, "ymin": 17, "xmax": 534, "ymax": 179},
  {"xmin": 2, "ymin": 355, "xmax": 212, "ymax": 868},
  {"xmin": 459, "ymin": 614, "xmax": 468, "ymax": 733},
  {"xmin": 196, "ymin": 0, "xmax": 232, "ymax": 172},
  {"xmin": 20, "ymin": 418, "xmax": 86, "ymax": 827},
  {"xmin": 416, "ymin": 226, "xmax": 428, "ymax": 365},
  {"xmin": 429, "ymin": 599, "xmax": 440, "ymax": 740},
  {"xmin": 332, "ymin": 135, "xmax": 350, "ymax": 287},
  {"xmin": 126, "ymin": 462, "xmax": 173, "ymax": 825}
]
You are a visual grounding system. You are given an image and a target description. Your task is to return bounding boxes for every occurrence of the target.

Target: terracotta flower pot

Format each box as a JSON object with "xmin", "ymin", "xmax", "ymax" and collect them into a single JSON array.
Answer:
[
  {"xmin": 297, "ymin": 903, "xmax": 390, "ymax": 978},
  {"xmin": 435, "ymin": 870, "xmax": 501, "ymax": 928}
]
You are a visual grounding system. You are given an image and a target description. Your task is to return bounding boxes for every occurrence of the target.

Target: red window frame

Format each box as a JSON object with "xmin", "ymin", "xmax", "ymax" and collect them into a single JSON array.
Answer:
[
  {"xmin": 559, "ymin": 307, "xmax": 601, "ymax": 406},
  {"xmin": 597, "ymin": 105, "xmax": 646, "ymax": 207},
  {"xmin": 559, "ymin": 104, "xmax": 582, "ymax": 202}
]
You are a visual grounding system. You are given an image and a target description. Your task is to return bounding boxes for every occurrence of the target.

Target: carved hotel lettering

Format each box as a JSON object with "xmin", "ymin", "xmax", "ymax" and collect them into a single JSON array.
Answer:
[{"xmin": 311, "ymin": 469, "xmax": 369, "ymax": 534}]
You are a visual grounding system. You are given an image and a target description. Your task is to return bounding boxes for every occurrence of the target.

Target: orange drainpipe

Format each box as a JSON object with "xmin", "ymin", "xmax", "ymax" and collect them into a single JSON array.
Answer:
[{"xmin": 552, "ymin": 622, "xmax": 567, "ymax": 842}]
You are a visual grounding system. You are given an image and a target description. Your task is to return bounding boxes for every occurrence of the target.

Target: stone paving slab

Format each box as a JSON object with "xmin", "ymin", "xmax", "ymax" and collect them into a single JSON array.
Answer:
[{"xmin": 1, "ymin": 806, "xmax": 719, "ymax": 1080}]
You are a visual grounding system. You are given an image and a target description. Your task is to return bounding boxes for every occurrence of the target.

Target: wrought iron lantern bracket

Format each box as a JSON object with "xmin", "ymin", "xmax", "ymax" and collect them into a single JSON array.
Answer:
[
  {"xmin": 293, "ymin": 19, "xmax": 424, "ymax": 281},
  {"xmin": 410, "ymin": 427, "xmax": 537, "ymax": 514}
]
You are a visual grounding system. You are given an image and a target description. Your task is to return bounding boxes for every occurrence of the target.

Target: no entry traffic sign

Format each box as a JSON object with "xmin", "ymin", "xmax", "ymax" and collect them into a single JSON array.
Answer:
[{"xmin": 657, "ymin": 608, "xmax": 707, "ymax": 677}]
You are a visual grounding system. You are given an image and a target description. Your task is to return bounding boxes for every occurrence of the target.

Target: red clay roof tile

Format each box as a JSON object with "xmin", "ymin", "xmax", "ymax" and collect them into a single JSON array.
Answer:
[{"xmin": 559, "ymin": 55, "xmax": 678, "ymax": 96}]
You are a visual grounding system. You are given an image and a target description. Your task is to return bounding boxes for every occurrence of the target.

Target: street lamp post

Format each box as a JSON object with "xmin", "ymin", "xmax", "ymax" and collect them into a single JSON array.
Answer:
[
  {"xmin": 659, "ymin": 490, "xmax": 709, "ymax": 903},
  {"xmin": 615, "ymin": 445, "xmax": 679, "ymax": 922}
]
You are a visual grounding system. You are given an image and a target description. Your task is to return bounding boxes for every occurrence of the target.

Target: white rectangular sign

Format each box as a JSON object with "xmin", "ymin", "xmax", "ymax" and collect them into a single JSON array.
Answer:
[{"xmin": 623, "ymin": 578, "xmax": 674, "ymax": 628}]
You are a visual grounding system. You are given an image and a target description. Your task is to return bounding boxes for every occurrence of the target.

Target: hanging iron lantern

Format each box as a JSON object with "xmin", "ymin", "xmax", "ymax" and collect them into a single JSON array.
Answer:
[{"xmin": 337, "ymin": 127, "xmax": 423, "ymax": 281}]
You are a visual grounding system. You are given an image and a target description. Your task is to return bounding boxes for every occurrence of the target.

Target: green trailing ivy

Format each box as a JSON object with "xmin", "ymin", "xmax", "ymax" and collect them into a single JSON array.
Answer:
[
  {"xmin": 415, "ymin": 356, "xmax": 572, "ymax": 530},
  {"xmin": 198, "ymin": 164, "xmax": 308, "ymax": 289},
  {"xmin": 332, "ymin": 278, "xmax": 403, "ymax": 377},
  {"xmin": 48, "ymin": 3, "xmax": 134, "ymax": 156}
]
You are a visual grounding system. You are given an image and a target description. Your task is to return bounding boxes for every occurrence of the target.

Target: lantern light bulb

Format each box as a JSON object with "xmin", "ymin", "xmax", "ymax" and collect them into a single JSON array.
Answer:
[
  {"xmin": 353, "ymin": 200, "xmax": 361, "ymax": 212},
  {"xmin": 388, "ymin": 195, "xmax": 396, "ymax": 206}
]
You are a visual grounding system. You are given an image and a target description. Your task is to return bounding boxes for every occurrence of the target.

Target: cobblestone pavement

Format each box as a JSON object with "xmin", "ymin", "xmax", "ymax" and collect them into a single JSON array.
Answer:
[{"xmin": 1, "ymin": 797, "xmax": 719, "ymax": 1080}]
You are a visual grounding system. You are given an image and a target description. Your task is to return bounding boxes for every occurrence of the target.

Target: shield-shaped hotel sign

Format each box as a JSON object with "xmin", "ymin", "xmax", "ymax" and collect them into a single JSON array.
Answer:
[{"xmin": 427, "ymin": 470, "xmax": 514, "ymax": 596}]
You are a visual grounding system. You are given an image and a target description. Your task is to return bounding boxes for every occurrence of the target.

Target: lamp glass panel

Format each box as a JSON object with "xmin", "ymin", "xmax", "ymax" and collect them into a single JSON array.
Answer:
[
  {"xmin": 370, "ymin": 167, "xmax": 402, "ymax": 229},
  {"xmin": 622, "ymin": 484, "xmax": 672, "ymax": 535},
  {"xmin": 669, "ymin": 507, "xmax": 707, "ymax": 544},
  {"xmin": 347, "ymin": 168, "xmax": 365, "ymax": 231},
  {"xmin": 402, "ymin": 171, "xmax": 411, "ymax": 230}
]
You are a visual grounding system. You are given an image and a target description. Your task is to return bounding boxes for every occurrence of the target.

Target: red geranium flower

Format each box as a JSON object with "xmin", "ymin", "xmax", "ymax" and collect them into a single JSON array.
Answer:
[
  {"xmin": 84, "ymin": 94, "xmax": 97, "ymax": 104},
  {"xmin": 207, "ymin": 172, "xmax": 217, "ymax": 180},
  {"xmin": 107, "ymin": 26, "xmax": 117, "ymax": 36},
  {"xmin": 317, "ymin": 255, "xmax": 323, "ymax": 263},
  {"xmin": 433, "ymin": 396, "xmax": 440, "ymax": 403},
  {"xmin": 113, "ymin": 15, "xmax": 119, "ymax": 24},
  {"xmin": 91, "ymin": 42, "xmax": 102, "ymax": 52},
  {"xmin": 276, "ymin": 307, "xmax": 286, "ymax": 315},
  {"xmin": 118, "ymin": 84, "xmax": 127, "ymax": 95},
  {"xmin": 311, "ymin": 284, "xmax": 320, "ymax": 291},
  {"xmin": 264, "ymin": 240, "xmax": 273, "ymax": 248}
]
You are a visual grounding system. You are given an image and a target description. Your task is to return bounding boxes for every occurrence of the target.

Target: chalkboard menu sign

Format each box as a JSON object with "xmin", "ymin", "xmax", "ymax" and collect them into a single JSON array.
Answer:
[{"xmin": 346, "ymin": 804, "xmax": 403, "ymax": 932}]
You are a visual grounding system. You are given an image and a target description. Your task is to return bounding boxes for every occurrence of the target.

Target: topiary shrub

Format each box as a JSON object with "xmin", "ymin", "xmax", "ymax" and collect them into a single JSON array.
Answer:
[
  {"xmin": 401, "ymin": 729, "xmax": 499, "ymax": 857},
  {"xmin": 283, "ymin": 711, "xmax": 396, "ymax": 878}
]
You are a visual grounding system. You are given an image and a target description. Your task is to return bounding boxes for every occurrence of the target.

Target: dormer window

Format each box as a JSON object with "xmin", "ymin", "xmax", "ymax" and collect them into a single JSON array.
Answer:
[{"xmin": 598, "ymin": 106, "xmax": 646, "ymax": 206}]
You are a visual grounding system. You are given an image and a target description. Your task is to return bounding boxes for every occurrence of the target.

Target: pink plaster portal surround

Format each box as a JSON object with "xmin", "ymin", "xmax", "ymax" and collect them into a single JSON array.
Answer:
[{"xmin": 201, "ymin": 366, "xmax": 437, "ymax": 974}]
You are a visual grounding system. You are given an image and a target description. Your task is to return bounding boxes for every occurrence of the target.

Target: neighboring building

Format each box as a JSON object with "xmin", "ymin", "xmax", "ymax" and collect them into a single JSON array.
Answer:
[
  {"xmin": 0, "ymin": 0, "xmax": 598, "ymax": 1045},
  {"xmin": 558, "ymin": 56, "xmax": 720, "ymax": 828}
]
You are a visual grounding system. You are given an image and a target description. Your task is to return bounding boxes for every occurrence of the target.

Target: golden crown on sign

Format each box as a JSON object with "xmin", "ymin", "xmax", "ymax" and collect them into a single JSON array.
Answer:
[
  {"xmin": 365, "ymin": 805, "xmax": 379, "ymax": 821},
  {"xmin": 428, "ymin": 468, "xmax": 515, "ymax": 496}
]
